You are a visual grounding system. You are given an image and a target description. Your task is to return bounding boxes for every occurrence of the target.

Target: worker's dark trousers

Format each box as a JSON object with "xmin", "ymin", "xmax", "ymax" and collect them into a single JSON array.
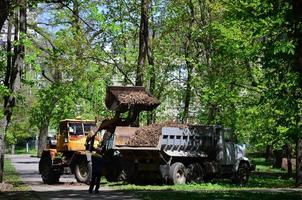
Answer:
[{"xmin": 89, "ymin": 171, "xmax": 101, "ymax": 193}]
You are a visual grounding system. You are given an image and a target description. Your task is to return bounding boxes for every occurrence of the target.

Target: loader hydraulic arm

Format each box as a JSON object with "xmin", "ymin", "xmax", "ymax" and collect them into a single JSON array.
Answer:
[{"xmin": 86, "ymin": 86, "xmax": 160, "ymax": 150}]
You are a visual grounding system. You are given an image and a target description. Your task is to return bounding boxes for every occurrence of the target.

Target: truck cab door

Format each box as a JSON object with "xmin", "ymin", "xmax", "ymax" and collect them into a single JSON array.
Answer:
[
  {"xmin": 225, "ymin": 142, "xmax": 236, "ymax": 165},
  {"xmin": 216, "ymin": 128, "xmax": 236, "ymax": 165}
]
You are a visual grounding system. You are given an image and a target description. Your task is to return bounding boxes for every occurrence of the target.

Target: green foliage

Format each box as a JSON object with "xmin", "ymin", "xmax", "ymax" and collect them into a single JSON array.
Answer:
[{"xmin": 2, "ymin": 0, "xmax": 302, "ymax": 159}]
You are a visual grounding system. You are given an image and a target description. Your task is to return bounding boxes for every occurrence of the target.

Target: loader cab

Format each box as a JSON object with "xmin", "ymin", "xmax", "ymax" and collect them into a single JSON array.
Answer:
[{"xmin": 56, "ymin": 119, "xmax": 96, "ymax": 151}]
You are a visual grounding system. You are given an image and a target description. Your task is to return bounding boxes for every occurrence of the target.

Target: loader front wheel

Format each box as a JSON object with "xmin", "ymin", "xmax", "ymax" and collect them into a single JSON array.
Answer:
[
  {"xmin": 74, "ymin": 159, "xmax": 92, "ymax": 184},
  {"xmin": 39, "ymin": 153, "xmax": 60, "ymax": 184},
  {"xmin": 169, "ymin": 162, "xmax": 186, "ymax": 185}
]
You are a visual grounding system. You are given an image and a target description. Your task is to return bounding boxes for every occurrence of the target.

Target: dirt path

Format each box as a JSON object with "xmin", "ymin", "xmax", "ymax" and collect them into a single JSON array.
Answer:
[{"xmin": 7, "ymin": 154, "xmax": 139, "ymax": 200}]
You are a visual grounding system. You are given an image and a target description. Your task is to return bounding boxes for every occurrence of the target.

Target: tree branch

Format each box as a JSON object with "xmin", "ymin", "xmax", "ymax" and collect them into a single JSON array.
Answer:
[{"xmin": 42, "ymin": 70, "xmax": 55, "ymax": 83}]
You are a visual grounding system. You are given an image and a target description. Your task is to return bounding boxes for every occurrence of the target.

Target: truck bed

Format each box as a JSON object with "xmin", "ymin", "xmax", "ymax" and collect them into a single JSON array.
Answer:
[{"xmin": 107, "ymin": 125, "xmax": 220, "ymax": 158}]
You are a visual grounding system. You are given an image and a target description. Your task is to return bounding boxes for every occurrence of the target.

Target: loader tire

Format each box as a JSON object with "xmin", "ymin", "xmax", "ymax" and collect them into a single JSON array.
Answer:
[
  {"xmin": 75, "ymin": 159, "xmax": 92, "ymax": 184},
  {"xmin": 169, "ymin": 162, "xmax": 186, "ymax": 185},
  {"xmin": 39, "ymin": 153, "xmax": 60, "ymax": 184}
]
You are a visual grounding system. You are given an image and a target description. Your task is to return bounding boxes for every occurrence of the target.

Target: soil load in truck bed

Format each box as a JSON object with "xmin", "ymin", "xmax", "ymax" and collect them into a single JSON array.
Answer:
[
  {"xmin": 126, "ymin": 122, "xmax": 188, "ymax": 147},
  {"xmin": 105, "ymin": 86, "xmax": 160, "ymax": 112}
]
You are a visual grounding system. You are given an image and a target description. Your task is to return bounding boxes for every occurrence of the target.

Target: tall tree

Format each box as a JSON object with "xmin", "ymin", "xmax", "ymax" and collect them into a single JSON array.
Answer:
[
  {"xmin": 136, "ymin": 0, "xmax": 149, "ymax": 86},
  {"xmin": 182, "ymin": 0, "xmax": 195, "ymax": 123},
  {"xmin": 0, "ymin": 0, "xmax": 27, "ymax": 182},
  {"xmin": 292, "ymin": 0, "xmax": 302, "ymax": 187}
]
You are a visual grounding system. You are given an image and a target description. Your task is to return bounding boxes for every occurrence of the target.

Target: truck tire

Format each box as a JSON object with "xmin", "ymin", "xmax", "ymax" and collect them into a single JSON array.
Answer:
[
  {"xmin": 39, "ymin": 153, "xmax": 60, "ymax": 184},
  {"xmin": 169, "ymin": 162, "xmax": 186, "ymax": 185},
  {"xmin": 232, "ymin": 162, "xmax": 249, "ymax": 185},
  {"xmin": 74, "ymin": 159, "xmax": 92, "ymax": 184},
  {"xmin": 186, "ymin": 163, "xmax": 203, "ymax": 183},
  {"xmin": 105, "ymin": 155, "xmax": 124, "ymax": 182}
]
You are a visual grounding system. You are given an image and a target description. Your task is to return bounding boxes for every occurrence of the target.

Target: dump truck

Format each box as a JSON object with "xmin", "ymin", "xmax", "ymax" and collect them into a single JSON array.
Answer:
[
  {"xmin": 98, "ymin": 86, "xmax": 255, "ymax": 185},
  {"xmin": 103, "ymin": 125, "xmax": 255, "ymax": 185},
  {"xmin": 39, "ymin": 119, "xmax": 99, "ymax": 184}
]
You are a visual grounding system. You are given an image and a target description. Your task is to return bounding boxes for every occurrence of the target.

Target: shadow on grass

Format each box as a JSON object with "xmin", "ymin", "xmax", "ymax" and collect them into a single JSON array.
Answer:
[
  {"xmin": 0, "ymin": 190, "xmax": 39, "ymax": 200},
  {"xmin": 1, "ymin": 189, "xmax": 301, "ymax": 200},
  {"xmin": 131, "ymin": 190, "xmax": 302, "ymax": 200},
  {"xmin": 0, "ymin": 189, "xmax": 139, "ymax": 200}
]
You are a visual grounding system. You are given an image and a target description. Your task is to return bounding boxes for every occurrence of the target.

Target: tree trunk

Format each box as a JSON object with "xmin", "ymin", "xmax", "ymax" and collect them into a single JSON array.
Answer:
[
  {"xmin": 37, "ymin": 121, "xmax": 49, "ymax": 157},
  {"xmin": 134, "ymin": 0, "xmax": 150, "ymax": 126},
  {"xmin": 284, "ymin": 143, "xmax": 293, "ymax": 178},
  {"xmin": 147, "ymin": 8, "xmax": 155, "ymax": 125},
  {"xmin": 0, "ymin": 0, "xmax": 9, "ymax": 32},
  {"xmin": 0, "ymin": 117, "xmax": 8, "ymax": 183},
  {"xmin": 292, "ymin": 0, "xmax": 302, "ymax": 187},
  {"xmin": 135, "ymin": 0, "xmax": 149, "ymax": 86},
  {"xmin": 182, "ymin": 65, "xmax": 193, "ymax": 123},
  {"xmin": 265, "ymin": 144, "xmax": 274, "ymax": 162},
  {"xmin": 182, "ymin": 0, "xmax": 194, "ymax": 124},
  {"xmin": 0, "ymin": 2, "xmax": 26, "ymax": 182},
  {"xmin": 296, "ymin": 139, "xmax": 302, "ymax": 187},
  {"xmin": 0, "ymin": 14, "xmax": 12, "ymax": 184}
]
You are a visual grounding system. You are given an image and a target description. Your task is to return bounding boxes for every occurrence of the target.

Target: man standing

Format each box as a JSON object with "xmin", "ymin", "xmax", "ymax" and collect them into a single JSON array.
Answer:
[{"xmin": 89, "ymin": 147, "xmax": 103, "ymax": 194}]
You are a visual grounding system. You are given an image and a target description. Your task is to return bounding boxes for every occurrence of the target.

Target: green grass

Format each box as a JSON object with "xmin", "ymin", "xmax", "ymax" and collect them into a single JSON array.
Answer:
[
  {"xmin": 251, "ymin": 157, "xmax": 290, "ymax": 173},
  {"xmin": 104, "ymin": 175, "xmax": 295, "ymax": 191},
  {"xmin": 102, "ymin": 156, "xmax": 300, "ymax": 200},
  {"xmin": 3, "ymin": 158, "xmax": 31, "ymax": 191},
  {"xmin": 106, "ymin": 156, "xmax": 295, "ymax": 190},
  {"xmin": 133, "ymin": 190, "xmax": 302, "ymax": 200},
  {"xmin": 14, "ymin": 149, "xmax": 37, "ymax": 156},
  {"xmin": 0, "ymin": 158, "xmax": 38, "ymax": 200}
]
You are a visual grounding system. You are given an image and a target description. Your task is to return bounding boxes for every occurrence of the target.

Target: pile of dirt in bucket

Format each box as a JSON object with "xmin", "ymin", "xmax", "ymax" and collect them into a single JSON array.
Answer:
[
  {"xmin": 105, "ymin": 86, "xmax": 160, "ymax": 111},
  {"xmin": 113, "ymin": 90, "xmax": 159, "ymax": 106}
]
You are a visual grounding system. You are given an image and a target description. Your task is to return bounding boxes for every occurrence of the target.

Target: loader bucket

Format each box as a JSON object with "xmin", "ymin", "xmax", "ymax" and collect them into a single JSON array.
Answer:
[{"xmin": 105, "ymin": 86, "xmax": 160, "ymax": 112}]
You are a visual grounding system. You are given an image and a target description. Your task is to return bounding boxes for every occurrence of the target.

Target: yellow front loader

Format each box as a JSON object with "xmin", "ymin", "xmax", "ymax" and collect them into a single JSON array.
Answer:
[{"xmin": 39, "ymin": 119, "xmax": 99, "ymax": 184}]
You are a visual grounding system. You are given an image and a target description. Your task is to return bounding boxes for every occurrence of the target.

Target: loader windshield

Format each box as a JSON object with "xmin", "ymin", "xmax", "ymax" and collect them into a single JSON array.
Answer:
[
  {"xmin": 84, "ymin": 123, "xmax": 96, "ymax": 133},
  {"xmin": 68, "ymin": 123, "xmax": 84, "ymax": 136}
]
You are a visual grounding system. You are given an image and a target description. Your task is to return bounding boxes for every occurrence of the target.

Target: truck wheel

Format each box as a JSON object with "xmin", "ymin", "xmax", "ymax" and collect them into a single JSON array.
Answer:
[
  {"xmin": 186, "ymin": 163, "xmax": 203, "ymax": 183},
  {"xmin": 169, "ymin": 162, "xmax": 186, "ymax": 185},
  {"xmin": 74, "ymin": 159, "xmax": 92, "ymax": 184},
  {"xmin": 232, "ymin": 162, "xmax": 249, "ymax": 185},
  {"xmin": 105, "ymin": 156, "xmax": 124, "ymax": 182},
  {"xmin": 39, "ymin": 153, "xmax": 60, "ymax": 184}
]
